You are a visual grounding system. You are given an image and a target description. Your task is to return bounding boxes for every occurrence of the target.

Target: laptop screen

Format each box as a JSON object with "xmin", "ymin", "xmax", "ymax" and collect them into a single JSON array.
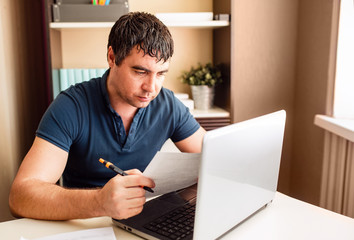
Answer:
[{"xmin": 194, "ymin": 110, "xmax": 286, "ymax": 239}]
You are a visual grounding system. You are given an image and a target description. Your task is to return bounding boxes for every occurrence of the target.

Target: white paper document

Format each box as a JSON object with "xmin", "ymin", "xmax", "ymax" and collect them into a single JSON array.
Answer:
[
  {"xmin": 20, "ymin": 227, "xmax": 116, "ymax": 240},
  {"xmin": 143, "ymin": 151, "xmax": 201, "ymax": 197}
]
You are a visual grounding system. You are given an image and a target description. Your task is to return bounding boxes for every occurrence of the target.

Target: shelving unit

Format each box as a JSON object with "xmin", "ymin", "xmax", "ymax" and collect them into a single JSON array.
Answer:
[
  {"xmin": 46, "ymin": 5, "xmax": 231, "ymax": 130},
  {"xmin": 191, "ymin": 107, "xmax": 230, "ymax": 131},
  {"xmin": 50, "ymin": 20, "xmax": 229, "ymax": 30}
]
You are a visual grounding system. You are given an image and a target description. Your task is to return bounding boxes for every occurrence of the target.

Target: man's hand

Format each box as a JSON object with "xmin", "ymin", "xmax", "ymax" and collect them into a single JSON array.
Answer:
[
  {"xmin": 96, "ymin": 169, "xmax": 155, "ymax": 219},
  {"xmin": 9, "ymin": 137, "xmax": 155, "ymax": 220}
]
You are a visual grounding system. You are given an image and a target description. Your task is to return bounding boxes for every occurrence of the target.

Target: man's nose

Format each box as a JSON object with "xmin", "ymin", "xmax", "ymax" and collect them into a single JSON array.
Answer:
[{"xmin": 142, "ymin": 75, "xmax": 156, "ymax": 92}]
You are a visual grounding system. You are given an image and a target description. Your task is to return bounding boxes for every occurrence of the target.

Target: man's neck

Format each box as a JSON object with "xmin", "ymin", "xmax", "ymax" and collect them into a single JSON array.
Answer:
[
  {"xmin": 111, "ymin": 97, "xmax": 138, "ymax": 134},
  {"xmin": 106, "ymin": 79, "xmax": 138, "ymax": 134}
]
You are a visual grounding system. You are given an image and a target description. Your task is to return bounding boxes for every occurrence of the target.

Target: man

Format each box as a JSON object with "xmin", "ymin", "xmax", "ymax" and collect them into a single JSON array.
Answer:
[{"xmin": 9, "ymin": 12, "xmax": 205, "ymax": 220}]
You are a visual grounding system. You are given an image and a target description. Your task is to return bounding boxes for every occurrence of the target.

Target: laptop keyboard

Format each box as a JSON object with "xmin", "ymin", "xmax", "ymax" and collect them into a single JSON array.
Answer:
[{"xmin": 143, "ymin": 201, "xmax": 196, "ymax": 240}]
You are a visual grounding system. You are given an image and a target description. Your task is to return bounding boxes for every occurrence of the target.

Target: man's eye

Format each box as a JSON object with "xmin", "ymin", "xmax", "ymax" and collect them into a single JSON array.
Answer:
[{"xmin": 135, "ymin": 71, "xmax": 146, "ymax": 75}]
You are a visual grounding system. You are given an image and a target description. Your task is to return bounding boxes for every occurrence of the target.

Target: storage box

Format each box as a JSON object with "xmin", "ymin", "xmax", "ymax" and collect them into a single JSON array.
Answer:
[{"xmin": 52, "ymin": 0, "xmax": 129, "ymax": 22}]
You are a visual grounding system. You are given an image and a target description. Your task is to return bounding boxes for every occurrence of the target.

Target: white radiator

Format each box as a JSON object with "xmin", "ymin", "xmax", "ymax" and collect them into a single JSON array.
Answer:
[{"xmin": 320, "ymin": 131, "xmax": 354, "ymax": 218}]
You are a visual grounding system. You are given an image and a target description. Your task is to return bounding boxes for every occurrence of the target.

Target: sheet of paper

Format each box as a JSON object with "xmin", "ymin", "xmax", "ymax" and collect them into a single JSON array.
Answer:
[
  {"xmin": 143, "ymin": 151, "xmax": 201, "ymax": 197},
  {"xmin": 20, "ymin": 227, "xmax": 116, "ymax": 240}
]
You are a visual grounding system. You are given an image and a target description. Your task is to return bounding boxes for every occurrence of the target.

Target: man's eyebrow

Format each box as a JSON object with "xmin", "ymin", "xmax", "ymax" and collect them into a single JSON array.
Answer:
[
  {"xmin": 159, "ymin": 68, "xmax": 169, "ymax": 74},
  {"xmin": 132, "ymin": 65, "xmax": 169, "ymax": 73},
  {"xmin": 132, "ymin": 65, "xmax": 151, "ymax": 72}
]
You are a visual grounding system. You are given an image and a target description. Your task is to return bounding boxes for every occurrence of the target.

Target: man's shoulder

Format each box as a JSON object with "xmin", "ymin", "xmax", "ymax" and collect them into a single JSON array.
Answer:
[
  {"xmin": 49, "ymin": 77, "xmax": 104, "ymax": 116},
  {"xmin": 159, "ymin": 87, "xmax": 174, "ymax": 96},
  {"xmin": 65, "ymin": 77, "xmax": 102, "ymax": 98},
  {"xmin": 150, "ymin": 87, "xmax": 189, "ymax": 115},
  {"xmin": 149, "ymin": 88, "xmax": 177, "ymax": 109},
  {"xmin": 154, "ymin": 87, "xmax": 177, "ymax": 103}
]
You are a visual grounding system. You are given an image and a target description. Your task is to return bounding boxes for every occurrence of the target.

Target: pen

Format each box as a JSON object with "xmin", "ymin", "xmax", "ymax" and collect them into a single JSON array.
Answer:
[{"xmin": 99, "ymin": 158, "xmax": 154, "ymax": 193}]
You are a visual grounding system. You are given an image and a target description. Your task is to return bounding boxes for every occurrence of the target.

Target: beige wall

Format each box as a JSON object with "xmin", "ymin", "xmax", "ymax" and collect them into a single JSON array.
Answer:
[
  {"xmin": 291, "ymin": 0, "xmax": 337, "ymax": 204},
  {"xmin": 129, "ymin": 0, "xmax": 212, "ymax": 14},
  {"xmin": 0, "ymin": 1, "xmax": 20, "ymax": 221},
  {"xmin": 231, "ymin": 0, "xmax": 299, "ymax": 194},
  {"xmin": 0, "ymin": 0, "xmax": 49, "ymax": 221},
  {"xmin": 230, "ymin": 0, "xmax": 337, "ymax": 205}
]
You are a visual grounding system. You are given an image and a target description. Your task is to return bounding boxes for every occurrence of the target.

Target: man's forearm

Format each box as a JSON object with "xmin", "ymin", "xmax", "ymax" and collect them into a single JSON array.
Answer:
[{"xmin": 9, "ymin": 179, "xmax": 103, "ymax": 220}]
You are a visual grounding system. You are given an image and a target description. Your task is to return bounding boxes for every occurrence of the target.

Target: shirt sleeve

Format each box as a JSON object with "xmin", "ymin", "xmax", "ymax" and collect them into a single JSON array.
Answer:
[
  {"xmin": 36, "ymin": 92, "xmax": 82, "ymax": 152},
  {"xmin": 170, "ymin": 95, "xmax": 200, "ymax": 143}
]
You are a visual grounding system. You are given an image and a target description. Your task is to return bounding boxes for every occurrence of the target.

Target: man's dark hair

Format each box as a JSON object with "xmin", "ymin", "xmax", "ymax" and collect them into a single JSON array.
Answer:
[{"xmin": 107, "ymin": 12, "xmax": 174, "ymax": 66}]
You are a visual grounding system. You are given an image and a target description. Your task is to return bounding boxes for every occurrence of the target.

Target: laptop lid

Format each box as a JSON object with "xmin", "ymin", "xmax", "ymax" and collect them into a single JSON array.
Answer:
[
  {"xmin": 193, "ymin": 110, "xmax": 286, "ymax": 239},
  {"xmin": 112, "ymin": 110, "xmax": 286, "ymax": 240}
]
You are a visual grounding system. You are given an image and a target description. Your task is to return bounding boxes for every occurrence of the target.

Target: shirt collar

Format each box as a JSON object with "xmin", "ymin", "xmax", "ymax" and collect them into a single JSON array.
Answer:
[{"xmin": 100, "ymin": 69, "xmax": 112, "ymax": 110}]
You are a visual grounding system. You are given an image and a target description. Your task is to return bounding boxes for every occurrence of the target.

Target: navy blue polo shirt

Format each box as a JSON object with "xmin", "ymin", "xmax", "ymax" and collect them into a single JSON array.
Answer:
[{"xmin": 36, "ymin": 70, "xmax": 200, "ymax": 188}]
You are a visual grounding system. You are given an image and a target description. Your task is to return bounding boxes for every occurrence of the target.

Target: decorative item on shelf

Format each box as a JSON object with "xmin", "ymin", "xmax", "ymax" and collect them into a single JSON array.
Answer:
[
  {"xmin": 180, "ymin": 63, "xmax": 222, "ymax": 110},
  {"xmin": 174, "ymin": 93, "xmax": 195, "ymax": 110}
]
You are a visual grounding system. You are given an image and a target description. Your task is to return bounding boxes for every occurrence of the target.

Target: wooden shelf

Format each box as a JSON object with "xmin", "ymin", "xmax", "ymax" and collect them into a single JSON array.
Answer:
[
  {"xmin": 49, "ymin": 20, "xmax": 229, "ymax": 30},
  {"xmin": 190, "ymin": 107, "xmax": 231, "ymax": 131},
  {"xmin": 50, "ymin": 22, "xmax": 115, "ymax": 29},
  {"xmin": 190, "ymin": 107, "xmax": 230, "ymax": 118},
  {"xmin": 158, "ymin": 20, "xmax": 229, "ymax": 28}
]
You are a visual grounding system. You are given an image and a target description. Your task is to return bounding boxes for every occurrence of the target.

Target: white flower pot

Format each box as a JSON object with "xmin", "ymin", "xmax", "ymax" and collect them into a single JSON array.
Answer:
[{"xmin": 191, "ymin": 85, "xmax": 215, "ymax": 110}]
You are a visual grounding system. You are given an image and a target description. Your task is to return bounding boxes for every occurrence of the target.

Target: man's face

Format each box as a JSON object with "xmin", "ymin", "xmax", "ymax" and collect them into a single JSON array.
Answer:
[{"xmin": 107, "ymin": 46, "xmax": 170, "ymax": 109}]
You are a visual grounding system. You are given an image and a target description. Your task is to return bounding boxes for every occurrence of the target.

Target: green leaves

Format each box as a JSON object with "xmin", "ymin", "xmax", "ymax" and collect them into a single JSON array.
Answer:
[{"xmin": 180, "ymin": 63, "xmax": 222, "ymax": 87}]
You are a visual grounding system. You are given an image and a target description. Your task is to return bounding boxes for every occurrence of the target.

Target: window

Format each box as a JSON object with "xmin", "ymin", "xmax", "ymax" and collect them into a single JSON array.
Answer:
[{"xmin": 333, "ymin": 0, "xmax": 354, "ymax": 119}]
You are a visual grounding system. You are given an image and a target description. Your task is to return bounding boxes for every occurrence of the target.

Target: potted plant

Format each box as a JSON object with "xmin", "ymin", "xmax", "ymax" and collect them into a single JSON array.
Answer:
[{"xmin": 180, "ymin": 63, "xmax": 222, "ymax": 110}]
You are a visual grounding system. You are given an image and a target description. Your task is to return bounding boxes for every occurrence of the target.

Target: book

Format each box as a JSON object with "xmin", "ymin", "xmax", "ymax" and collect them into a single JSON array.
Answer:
[
  {"xmin": 89, "ymin": 68, "xmax": 97, "ymax": 79},
  {"xmin": 56, "ymin": 68, "xmax": 106, "ymax": 92},
  {"xmin": 67, "ymin": 69, "xmax": 76, "ymax": 87},
  {"xmin": 82, "ymin": 69, "xmax": 90, "ymax": 82},
  {"xmin": 74, "ymin": 69, "xmax": 83, "ymax": 84},
  {"xmin": 59, "ymin": 69, "xmax": 69, "ymax": 91},
  {"xmin": 52, "ymin": 69, "xmax": 60, "ymax": 99},
  {"xmin": 96, "ymin": 68, "xmax": 106, "ymax": 77}
]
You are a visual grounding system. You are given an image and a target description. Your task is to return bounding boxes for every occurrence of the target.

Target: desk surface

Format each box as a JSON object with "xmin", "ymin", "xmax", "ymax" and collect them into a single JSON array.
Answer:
[{"xmin": 1, "ymin": 192, "xmax": 354, "ymax": 240}]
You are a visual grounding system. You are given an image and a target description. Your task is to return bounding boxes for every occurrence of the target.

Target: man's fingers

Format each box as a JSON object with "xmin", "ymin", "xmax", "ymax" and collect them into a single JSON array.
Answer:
[
  {"xmin": 124, "ymin": 186, "xmax": 146, "ymax": 199},
  {"xmin": 109, "ymin": 195, "xmax": 145, "ymax": 220},
  {"xmin": 126, "ymin": 195, "xmax": 146, "ymax": 207},
  {"xmin": 119, "ymin": 206, "xmax": 144, "ymax": 220},
  {"xmin": 116, "ymin": 171, "xmax": 155, "ymax": 189},
  {"xmin": 100, "ymin": 170, "xmax": 155, "ymax": 219},
  {"xmin": 125, "ymin": 169, "xmax": 143, "ymax": 175}
]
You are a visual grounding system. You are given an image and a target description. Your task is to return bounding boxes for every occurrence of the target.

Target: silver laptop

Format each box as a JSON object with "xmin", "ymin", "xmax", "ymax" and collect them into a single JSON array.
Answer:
[{"xmin": 113, "ymin": 110, "xmax": 286, "ymax": 240}]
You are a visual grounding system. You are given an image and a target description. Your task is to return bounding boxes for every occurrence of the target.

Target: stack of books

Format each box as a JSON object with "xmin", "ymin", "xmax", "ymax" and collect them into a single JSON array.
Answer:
[
  {"xmin": 174, "ymin": 93, "xmax": 195, "ymax": 110},
  {"xmin": 52, "ymin": 68, "xmax": 107, "ymax": 99}
]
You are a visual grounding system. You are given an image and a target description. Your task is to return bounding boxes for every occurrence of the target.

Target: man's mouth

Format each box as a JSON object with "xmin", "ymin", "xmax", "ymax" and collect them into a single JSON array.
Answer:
[{"xmin": 138, "ymin": 96, "xmax": 151, "ymax": 102}]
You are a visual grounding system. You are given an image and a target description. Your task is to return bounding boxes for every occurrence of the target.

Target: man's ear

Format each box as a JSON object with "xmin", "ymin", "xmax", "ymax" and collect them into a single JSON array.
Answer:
[{"xmin": 107, "ymin": 46, "xmax": 115, "ymax": 67}]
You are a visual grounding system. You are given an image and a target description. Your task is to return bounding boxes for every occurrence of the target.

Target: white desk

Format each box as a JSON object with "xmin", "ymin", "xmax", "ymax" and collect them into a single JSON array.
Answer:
[{"xmin": 1, "ymin": 192, "xmax": 354, "ymax": 240}]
